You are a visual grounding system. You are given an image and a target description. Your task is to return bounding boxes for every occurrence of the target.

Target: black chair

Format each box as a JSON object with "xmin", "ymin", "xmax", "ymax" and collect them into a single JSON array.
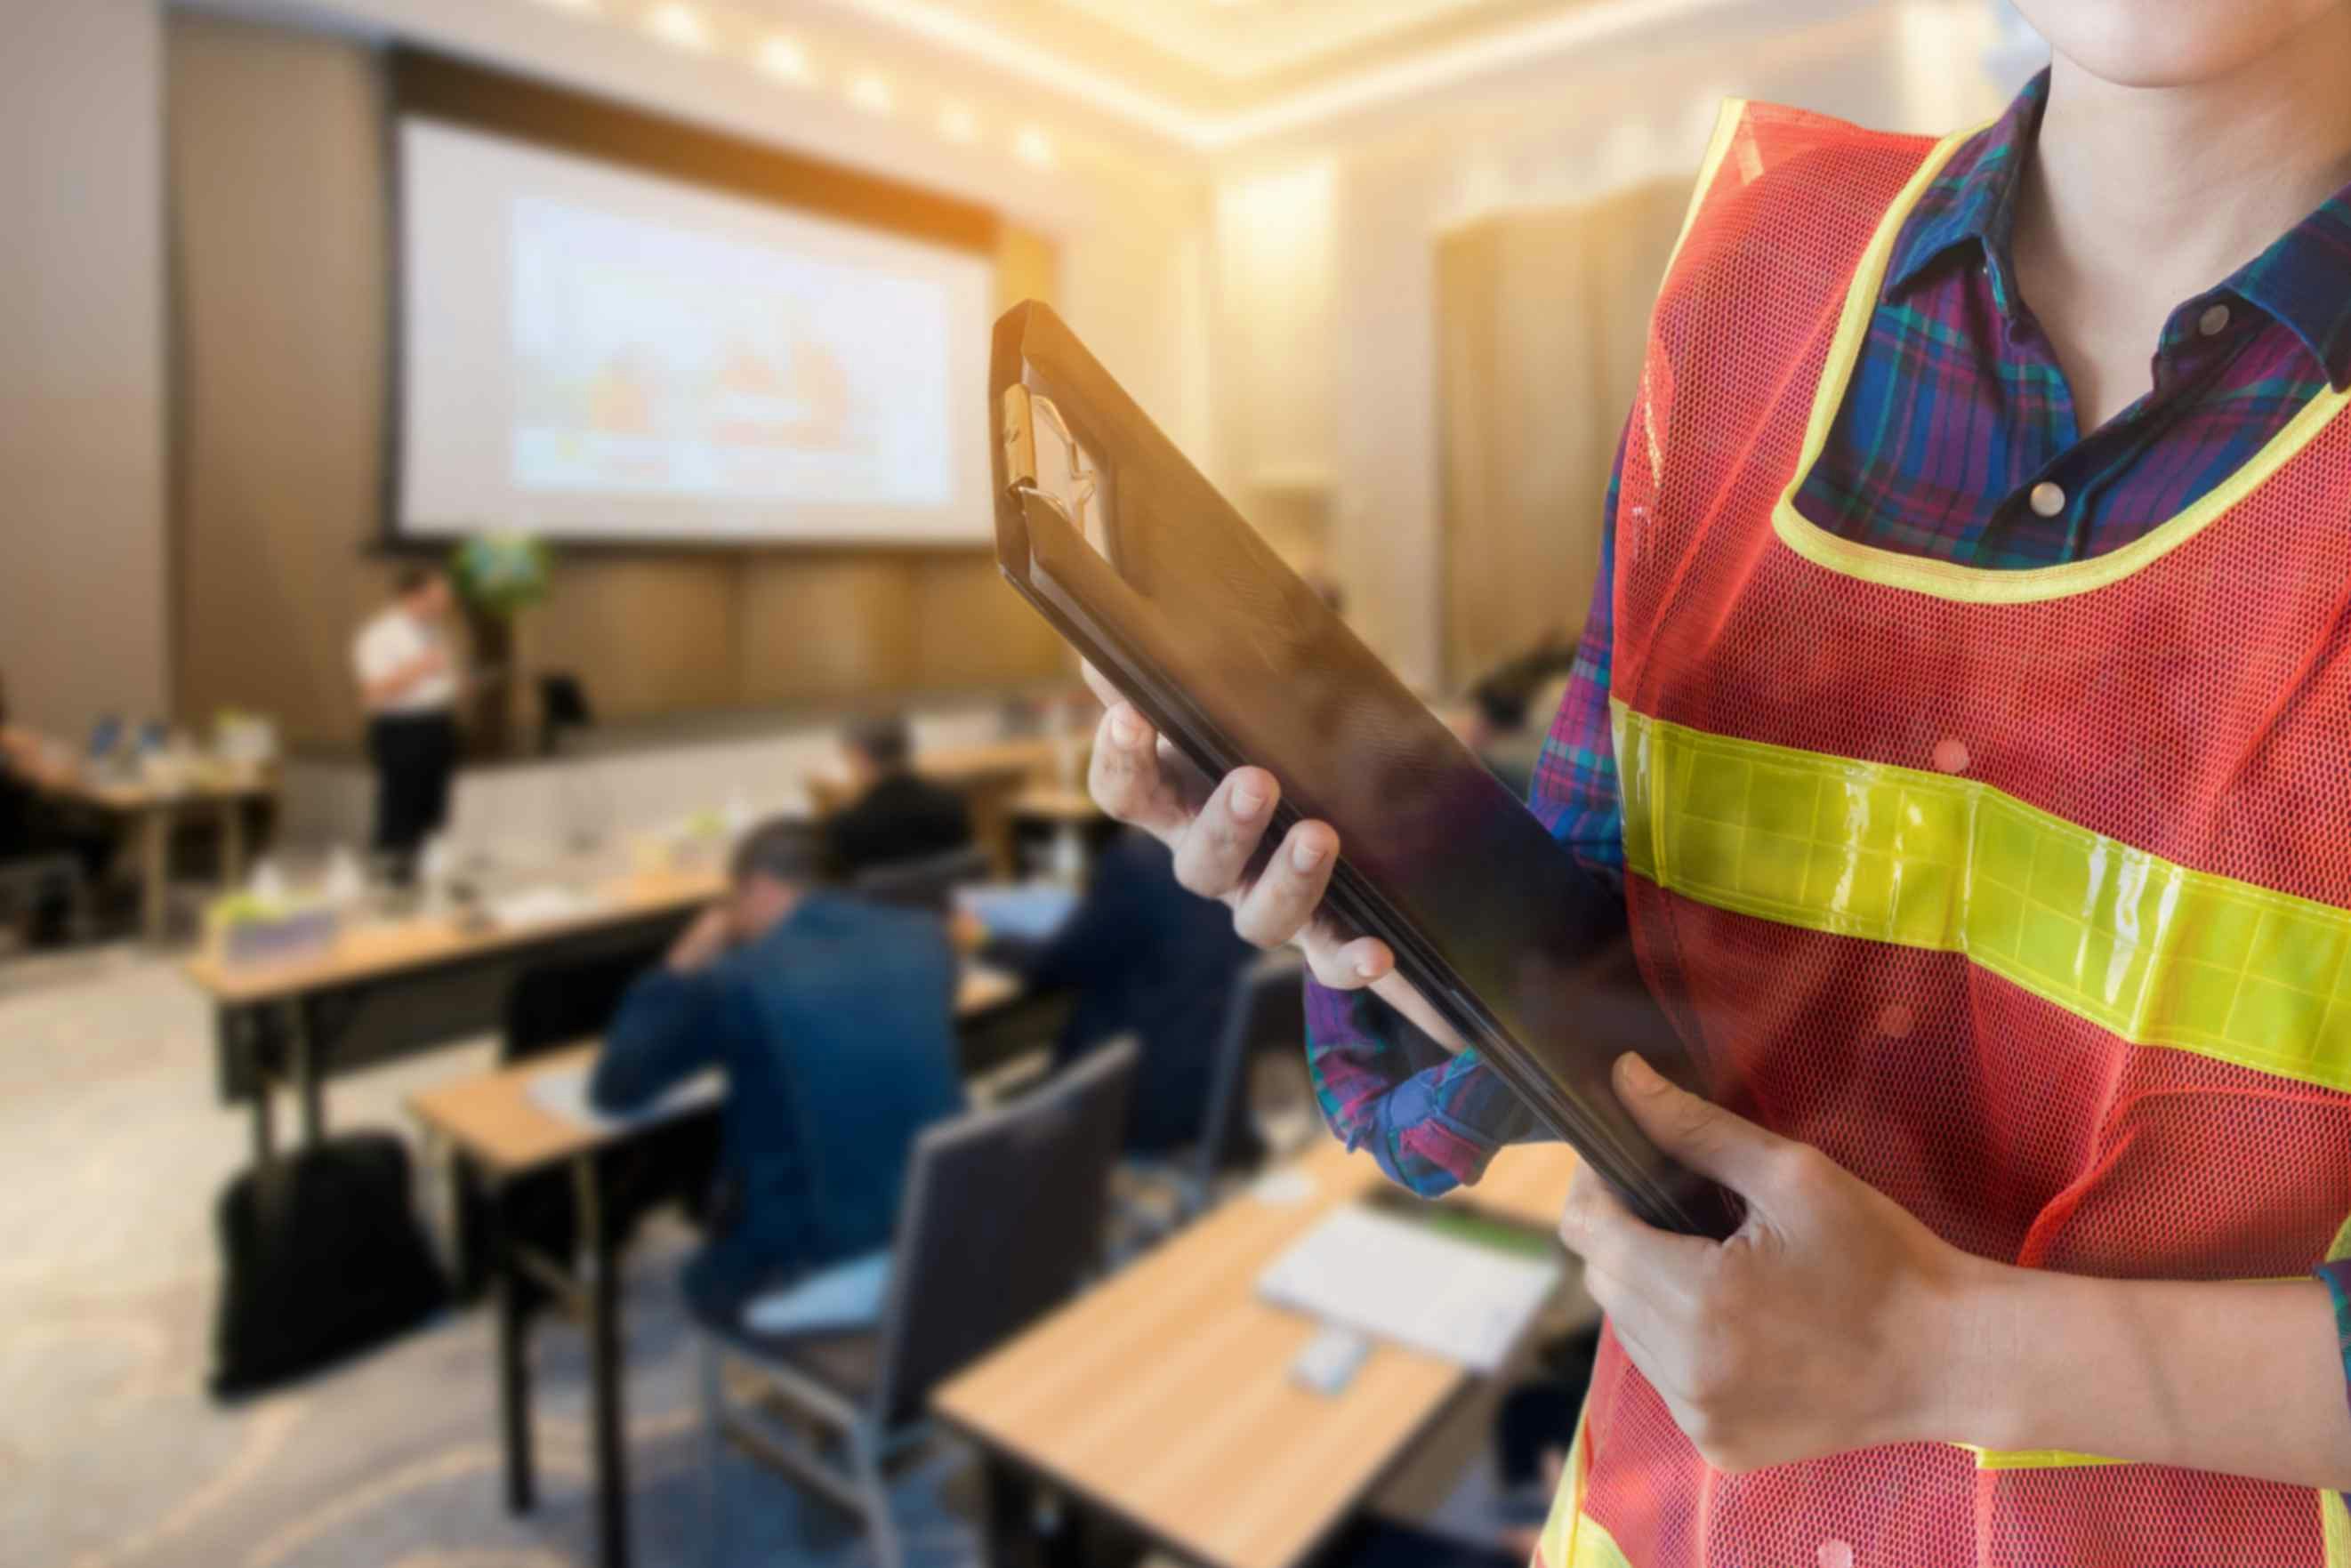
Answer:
[
  {"xmin": 850, "ymin": 843, "xmax": 995, "ymax": 914},
  {"xmin": 0, "ymin": 851, "xmax": 92, "ymax": 949},
  {"xmin": 1181, "ymin": 948, "xmax": 1309, "ymax": 1214},
  {"xmin": 536, "ymin": 672, "xmax": 594, "ymax": 757},
  {"xmin": 695, "ymin": 1039, "xmax": 1139, "ymax": 1568},
  {"xmin": 500, "ymin": 938, "xmax": 671, "ymax": 1065}
]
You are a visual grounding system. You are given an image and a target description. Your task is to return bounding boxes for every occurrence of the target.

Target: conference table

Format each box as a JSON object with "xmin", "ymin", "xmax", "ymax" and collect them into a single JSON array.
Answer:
[
  {"xmin": 934, "ymin": 1138, "xmax": 1580, "ymax": 1568},
  {"xmin": 407, "ymin": 963, "xmax": 1024, "ymax": 1568},
  {"xmin": 47, "ymin": 767, "xmax": 277, "ymax": 943},
  {"xmin": 182, "ymin": 865, "xmax": 725, "ymax": 1165}
]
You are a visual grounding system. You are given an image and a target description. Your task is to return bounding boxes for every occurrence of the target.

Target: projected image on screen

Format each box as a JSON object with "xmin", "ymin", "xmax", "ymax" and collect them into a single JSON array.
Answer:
[
  {"xmin": 398, "ymin": 119, "xmax": 994, "ymax": 545},
  {"xmin": 510, "ymin": 198, "xmax": 952, "ymax": 507}
]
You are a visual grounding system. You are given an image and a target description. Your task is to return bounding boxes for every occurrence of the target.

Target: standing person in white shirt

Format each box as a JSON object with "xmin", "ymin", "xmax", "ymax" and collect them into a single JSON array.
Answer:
[{"xmin": 351, "ymin": 567, "xmax": 461, "ymax": 877}]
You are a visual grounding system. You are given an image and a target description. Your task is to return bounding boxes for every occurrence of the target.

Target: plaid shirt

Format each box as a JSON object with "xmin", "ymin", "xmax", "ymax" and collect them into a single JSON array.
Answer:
[{"xmin": 1307, "ymin": 71, "xmax": 2351, "ymax": 1204}]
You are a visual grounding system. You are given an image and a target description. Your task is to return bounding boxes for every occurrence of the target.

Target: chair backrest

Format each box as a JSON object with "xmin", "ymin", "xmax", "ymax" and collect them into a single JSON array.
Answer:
[
  {"xmin": 501, "ymin": 937, "xmax": 671, "ymax": 1064},
  {"xmin": 539, "ymin": 671, "xmax": 594, "ymax": 728},
  {"xmin": 851, "ymin": 843, "xmax": 995, "ymax": 914},
  {"xmin": 869, "ymin": 1038, "xmax": 1138, "ymax": 1430},
  {"xmin": 1191, "ymin": 950, "xmax": 1308, "ymax": 1195}
]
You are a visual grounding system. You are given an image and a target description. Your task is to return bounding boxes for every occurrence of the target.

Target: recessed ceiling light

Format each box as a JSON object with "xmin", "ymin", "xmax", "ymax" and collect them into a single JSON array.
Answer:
[
  {"xmin": 644, "ymin": 2, "xmax": 711, "ymax": 51},
  {"xmin": 848, "ymin": 73, "xmax": 895, "ymax": 115},
  {"xmin": 938, "ymin": 102, "xmax": 979, "ymax": 143},
  {"xmin": 1013, "ymin": 126, "xmax": 1055, "ymax": 168},
  {"xmin": 756, "ymin": 35, "xmax": 813, "ymax": 84}
]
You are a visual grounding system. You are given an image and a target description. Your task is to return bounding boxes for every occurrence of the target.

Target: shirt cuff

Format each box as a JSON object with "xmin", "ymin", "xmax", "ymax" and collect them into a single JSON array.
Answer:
[{"xmin": 2315, "ymin": 1259, "xmax": 2351, "ymax": 1424}]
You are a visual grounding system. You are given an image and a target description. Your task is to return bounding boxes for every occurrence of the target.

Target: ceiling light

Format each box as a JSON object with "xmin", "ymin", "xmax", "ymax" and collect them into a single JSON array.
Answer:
[
  {"xmin": 938, "ymin": 102, "xmax": 979, "ymax": 143},
  {"xmin": 1012, "ymin": 126, "xmax": 1055, "ymax": 168},
  {"xmin": 756, "ymin": 35, "xmax": 813, "ymax": 84},
  {"xmin": 526, "ymin": 0, "xmax": 598, "ymax": 12},
  {"xmin": 848, "ymin": 73, "xmax": 895, "ymax": 115},
  {"xmin": 644, "ymin": 3, "xmax": 711, "ymax": 51}
]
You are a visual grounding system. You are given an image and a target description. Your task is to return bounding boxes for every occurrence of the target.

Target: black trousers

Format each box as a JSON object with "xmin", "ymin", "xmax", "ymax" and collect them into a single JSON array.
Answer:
[{"xmin": 368, "ymin": 712, "xmax": 457, "ymax": 863}]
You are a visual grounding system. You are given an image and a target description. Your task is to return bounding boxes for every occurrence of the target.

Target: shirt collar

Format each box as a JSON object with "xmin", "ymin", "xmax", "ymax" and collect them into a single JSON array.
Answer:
[
  {"xmin": 1880, "ymin": 69, "xmax": 2046, "ymax": 315},
  {"xmin": 2226, "ymin": 184, "xmax": 2351, "ymax": 391},
  {"xmin": 1883, "ymin": 68, "xmax": 2351, "ymax": 391}
]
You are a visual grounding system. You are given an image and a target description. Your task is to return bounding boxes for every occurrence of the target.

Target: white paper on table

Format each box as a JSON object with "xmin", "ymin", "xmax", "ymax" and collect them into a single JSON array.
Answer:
[
  {"xmin": 527, "ymin": 1063, "xmax": 723, "ymax": 1131},
  {"xmin": 954, "ymin": 881, "xmax": 1080, "ymax": 941},
  {"xmin": 487, "ymin": 885, "xmax": 603, "ymax": 930},
  {"xmin": 1256, "ymin": 1203, "xmax": 1562, "ymax": 1374}
]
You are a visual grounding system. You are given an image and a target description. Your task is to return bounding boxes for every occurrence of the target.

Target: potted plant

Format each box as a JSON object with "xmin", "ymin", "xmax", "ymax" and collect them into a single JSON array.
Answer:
[{"xmin": 448, "ymin": 532, "xmax": 552, "ymax": 760}]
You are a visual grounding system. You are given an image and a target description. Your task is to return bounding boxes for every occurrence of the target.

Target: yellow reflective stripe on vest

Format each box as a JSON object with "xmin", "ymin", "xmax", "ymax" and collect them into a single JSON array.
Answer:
[
  {"xmin": 1613, "ymin": 701, "xmax": 2351, "ymax": 1095},
  {"xmin": 1957, "ymin": 1444, "xmax": 2127, "ymax": 1470},
  {"xmin": 1537, "ymin": 1402, "xmax": 1638, "ymax": 1568}
]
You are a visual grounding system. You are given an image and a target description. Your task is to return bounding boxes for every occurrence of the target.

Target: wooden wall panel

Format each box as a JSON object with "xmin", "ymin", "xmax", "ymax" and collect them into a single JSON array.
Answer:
[
  {"xmin": 167, "ymin": 12, "xmax": 1066, "ymax": 756},
  {"xmin": 169, "ymin": 14, "xmax": 396, "ymax": 751},
  {"xmin": 520, "ymin": 558, "xmax": 742, "ymax": 720},
  {"xmin": 737, "ymin": 557, "xmax": 918, "ymax": 705},
  {"xmin": 909, "ymin": 555, "xmax": 1070, "ymax": 688}
]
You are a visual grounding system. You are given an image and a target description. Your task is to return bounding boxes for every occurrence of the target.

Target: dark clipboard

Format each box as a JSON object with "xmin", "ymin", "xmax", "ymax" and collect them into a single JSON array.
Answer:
[{"xmin": 989, "ymin": 300, "xmax": 1736, "ymax": 1238}]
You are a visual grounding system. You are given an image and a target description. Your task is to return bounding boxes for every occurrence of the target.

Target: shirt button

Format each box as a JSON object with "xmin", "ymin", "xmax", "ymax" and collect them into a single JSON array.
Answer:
[
  {"xmin": 2029, "ymin": 480, "xmax": 2066, "ymax": 518},
  {"xmin": 2199, "ymin": 302, "xmax": 2232, "ymax": 338}
]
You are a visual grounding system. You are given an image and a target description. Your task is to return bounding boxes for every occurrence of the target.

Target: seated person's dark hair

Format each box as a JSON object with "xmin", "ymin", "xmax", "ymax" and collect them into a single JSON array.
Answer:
[
  {"xmin": 843, "ymin": 713, "xmax": 914, "ymax": 773},
  {"xmin": 731, "ymin": 817, "xmax": 839, "ymax": 889},
  {"xmin": 1469, "ymin": 632, "xmax": 1577, "ymax": 736},
  {"xmin": 394, "ymin": 563, "xmax": 443, "ymax": 598}
]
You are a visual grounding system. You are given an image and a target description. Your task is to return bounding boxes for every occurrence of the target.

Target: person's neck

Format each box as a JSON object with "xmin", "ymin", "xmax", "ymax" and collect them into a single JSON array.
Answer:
[{"xmin": 2015, "ymin": 28, "xmax": 2351, "ymax": 427}]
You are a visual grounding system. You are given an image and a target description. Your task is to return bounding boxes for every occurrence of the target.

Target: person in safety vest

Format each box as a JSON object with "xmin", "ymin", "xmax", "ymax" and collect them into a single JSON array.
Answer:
[{"xmin": 1083, "ymin": 3, "xmax": 2351, "ymax": 1564}]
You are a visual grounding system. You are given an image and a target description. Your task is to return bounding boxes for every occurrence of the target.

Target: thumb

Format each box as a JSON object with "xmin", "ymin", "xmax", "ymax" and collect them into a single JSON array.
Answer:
[{"xmin": 1612, "ymin": 1051, "xmax": 1789, "ymax": 1195}]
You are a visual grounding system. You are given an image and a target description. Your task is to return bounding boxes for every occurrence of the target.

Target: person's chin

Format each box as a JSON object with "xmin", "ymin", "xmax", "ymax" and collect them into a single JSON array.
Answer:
[{"xmin": 2032, "ymin": 0, "xmax": 2339, "ymax": 89}]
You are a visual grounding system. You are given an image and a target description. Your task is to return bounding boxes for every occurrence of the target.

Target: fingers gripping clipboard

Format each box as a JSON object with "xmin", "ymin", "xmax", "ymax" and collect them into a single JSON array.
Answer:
[{"xmin": 989, "ymin": 301, "xmax": 1737, "ymax": 1239}]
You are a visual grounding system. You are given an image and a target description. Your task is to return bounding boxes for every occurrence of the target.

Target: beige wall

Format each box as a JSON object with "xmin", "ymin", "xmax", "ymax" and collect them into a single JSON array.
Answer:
[
  {"xmin": 166, "ymin": 12, "xmax": 1067, "ymax": 755},
  {"xmin": 1436, "ymin": 181, "xmax": 1687, "ymax": 684},
  {"xmin": 0, "ymin": 0, "xmax": 169, "ymax": 739}
]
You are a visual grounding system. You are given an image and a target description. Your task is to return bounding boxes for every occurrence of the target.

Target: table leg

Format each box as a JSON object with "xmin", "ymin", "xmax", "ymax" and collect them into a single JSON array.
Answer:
[
  {"xmin": 983, "ymin": 1457, "xmax": 1088, "ymax": 1568},
  {"xmin": 250, "ymin": 1082, "xmax": 276, "ymax": 1170},
  {"xmin": 289, "ymin": 1001, "xmax": 325, "ymax": 1147},
  {"xmin": 219, "ymin": 797, "xmax": 249, "ymax": 892},
  {"xmin": 229, "ymin": 1004, "xmax": 278, "ymax": 1170},
  {"xmin": 488, "ymin": 1169, "xmax": 536, "ymax": 1514},
  {"xmin": 577, "ymin": 1154, "xmax": 630, "ymax": 1568},
  {"xmin": 139, "ymin": 809, "xmax": 169, "ymax": 945}
]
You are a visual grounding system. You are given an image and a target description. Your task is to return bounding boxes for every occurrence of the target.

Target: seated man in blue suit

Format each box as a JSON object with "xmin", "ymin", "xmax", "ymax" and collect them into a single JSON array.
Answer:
[{"xmin": 592, "ymin": 817, "xmax": 965, "ymax": 1324}]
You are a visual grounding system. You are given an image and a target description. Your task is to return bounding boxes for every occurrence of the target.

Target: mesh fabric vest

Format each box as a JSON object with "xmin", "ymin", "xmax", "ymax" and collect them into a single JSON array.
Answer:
[{"xmin": 1538, "ymin": 100, "xmax": 2351, "ymax": 1568}]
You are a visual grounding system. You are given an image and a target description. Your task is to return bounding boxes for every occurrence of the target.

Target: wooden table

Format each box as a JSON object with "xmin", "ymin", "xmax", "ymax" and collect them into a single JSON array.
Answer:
[
  {"xmin": 407, "ymin": 963, "xmax": 1025, "ymax": 1568},
  {"xmin": 51, "ymin": 768, "xmax": 277, "ymax": 943},
  {"xmin": 1008, "ymin": 786, "xmax": 1105, "ymax": 825},
  {"xmin": 184, "ymin": 866, "xmax": 726, "ymax": 1164},
  {"xmin": 934, "ymin": 1139, "xmax": 1578, "ymax": 1568}
]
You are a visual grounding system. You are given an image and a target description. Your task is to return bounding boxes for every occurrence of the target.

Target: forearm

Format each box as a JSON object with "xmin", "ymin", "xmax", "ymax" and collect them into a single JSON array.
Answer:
[
  {"xmin": 591, "ymin": 971, "xmax": 720, "ymax": 1111},
  {"xmin": 1943, "ymin": 1262, "xmax": 2351, "ymax": 1489}
]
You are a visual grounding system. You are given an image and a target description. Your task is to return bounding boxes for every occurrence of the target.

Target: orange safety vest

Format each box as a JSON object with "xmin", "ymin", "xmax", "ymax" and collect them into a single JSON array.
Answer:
[{"xmin": 1538, "ymin": 100, "xmax": 2351, "ymax": 1568}]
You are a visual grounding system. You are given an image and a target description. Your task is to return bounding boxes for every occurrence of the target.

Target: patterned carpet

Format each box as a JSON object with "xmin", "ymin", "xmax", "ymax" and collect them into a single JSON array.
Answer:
[
  {"xmin": 0, "ymin": 947, "xmax": 1517, "ymax": 1568},
  {"xmin": 0, "ymin": 946, "xmax": 991, "ymax": 1568}
]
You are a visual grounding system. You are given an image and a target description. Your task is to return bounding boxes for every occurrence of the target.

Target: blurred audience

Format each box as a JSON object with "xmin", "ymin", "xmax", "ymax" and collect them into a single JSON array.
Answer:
[
  {"xmin": 591, "ymin": 817, "xmax": 965, "ymax": 1323},
  {"xmin": 825, "ymin": 712, "xmax": 974, "ymax": 878},
  {"xmin": 1457, "ymin": 631, "xmax": 1580, "ymax": 798},
  {"xmin": 0, "ymin": 671, "xmax": 111, "ymax": 943},
  {"xmin": 1006, "ymin": 828, "xmax": 1256, "ymax": 1154},
  {"xmin": 353, "ymin": 566, "xmax": 461, "ymax": 876}
]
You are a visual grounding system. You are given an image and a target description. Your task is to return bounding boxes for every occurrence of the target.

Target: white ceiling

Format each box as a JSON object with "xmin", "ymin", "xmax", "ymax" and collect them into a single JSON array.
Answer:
[
  {"xmin": 973, "ymin": 0, "xmax": 1563, "ymax": 84},
  {"xmin": 790, "ymin": 0, "xmax": 1808, "ymax": 148}
]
